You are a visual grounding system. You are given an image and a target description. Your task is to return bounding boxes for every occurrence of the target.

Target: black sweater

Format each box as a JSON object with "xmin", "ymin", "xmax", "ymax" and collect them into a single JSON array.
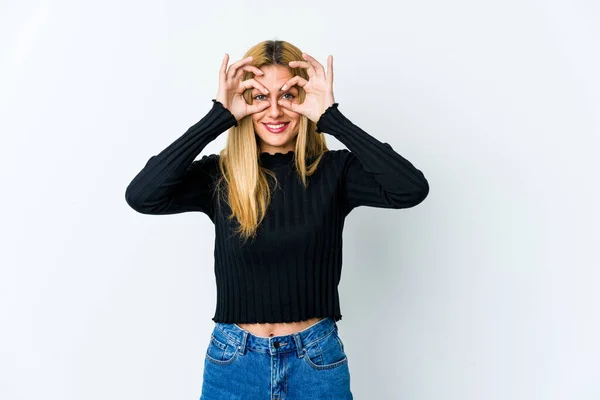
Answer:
[{"xmin": 125, "ymin": 100, "xmax": 429, "ymax": 323}]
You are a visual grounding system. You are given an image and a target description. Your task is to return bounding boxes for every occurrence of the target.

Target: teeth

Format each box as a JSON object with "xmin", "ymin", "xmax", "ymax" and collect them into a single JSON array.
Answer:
[{"xmin": 266, "ymin": 123, "xmax": 285, "ymax": 129}]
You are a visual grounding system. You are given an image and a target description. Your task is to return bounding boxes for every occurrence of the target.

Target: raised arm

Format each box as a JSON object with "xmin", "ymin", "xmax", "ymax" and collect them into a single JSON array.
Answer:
[
  {"xmin": 316, "ymin": 103, "xmax": 429, "ymax": 215},
  {"xmin": 124, "ymin": 99, "xmax": 237, "ymax": 217}
]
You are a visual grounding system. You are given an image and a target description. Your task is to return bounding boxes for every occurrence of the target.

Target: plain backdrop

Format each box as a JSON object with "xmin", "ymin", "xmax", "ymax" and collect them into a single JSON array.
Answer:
[{"xmin": 1, "ymin": 0, "xmax": 599, "ymax": 399}]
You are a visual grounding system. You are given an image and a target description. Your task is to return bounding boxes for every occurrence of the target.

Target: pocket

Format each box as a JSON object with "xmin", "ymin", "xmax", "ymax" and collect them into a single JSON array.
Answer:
[
  {"xmin": 303, "ymin": 328, "xmax": 348, "ymax": 370},
  {"xmin": 205, "ymin": 326, "xmax": 240, "ymax": 365}
]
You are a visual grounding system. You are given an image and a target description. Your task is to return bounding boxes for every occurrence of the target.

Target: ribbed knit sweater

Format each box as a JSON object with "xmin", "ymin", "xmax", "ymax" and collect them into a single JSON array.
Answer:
[{"xmin": 125, "ymin": 99, "xmax": 429, "ymax": 323}]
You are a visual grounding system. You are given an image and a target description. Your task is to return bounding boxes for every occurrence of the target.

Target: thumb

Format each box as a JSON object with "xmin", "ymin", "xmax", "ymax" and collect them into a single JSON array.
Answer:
[
  {"xmin": 248, "ymin": 101, "xmax": 271, "ymax": 114},
  {"xmin": 277, "ymin": 99, "xmax": 296, "ymax": 111}
]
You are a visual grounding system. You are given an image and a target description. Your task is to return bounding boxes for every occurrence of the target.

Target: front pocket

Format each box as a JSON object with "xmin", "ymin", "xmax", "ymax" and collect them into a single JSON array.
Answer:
[
  {"xmin": 205, "ymin": 330, "xmax": 240, "ymax": 365},
  {"xmin": 303, "ymin": 329, "xmax": 348, "ymax": 370}
]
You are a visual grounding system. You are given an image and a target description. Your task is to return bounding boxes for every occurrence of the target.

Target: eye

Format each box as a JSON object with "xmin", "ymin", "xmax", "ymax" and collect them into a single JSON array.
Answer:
[{"xmin": 253, "ymin": 93, "xmax": 296, "ymax": 101}]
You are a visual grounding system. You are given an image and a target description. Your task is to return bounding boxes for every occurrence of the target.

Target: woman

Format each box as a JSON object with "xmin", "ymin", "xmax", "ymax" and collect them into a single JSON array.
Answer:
[{"xmin": 125, "ymin": 40, "xmax": 429, "ymax": 399}]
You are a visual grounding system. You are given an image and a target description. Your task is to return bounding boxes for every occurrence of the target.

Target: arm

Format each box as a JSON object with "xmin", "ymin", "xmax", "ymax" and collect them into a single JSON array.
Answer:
[
  {"xmin": 316, "ymin": 103, "xmax": 429, "ymax": 215},
  {"xmin": 124, "ymin": 99, "xmax": 237, "ymax": 217}
]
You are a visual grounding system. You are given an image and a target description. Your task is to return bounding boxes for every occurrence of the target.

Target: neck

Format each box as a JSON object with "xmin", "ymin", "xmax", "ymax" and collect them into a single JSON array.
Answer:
[
  {"xmin": 260, "ymin": 149, "xmax": 295, "ymax": 155},
  {"xmin": 259, "ymin": 149, "xmax": 295, "ymax": 168}
]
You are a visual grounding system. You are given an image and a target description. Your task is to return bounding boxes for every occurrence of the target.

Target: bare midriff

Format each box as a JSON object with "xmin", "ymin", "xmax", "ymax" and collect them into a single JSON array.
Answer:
[{"xmin": 236, "ymin": 317, "xmax": 324, "ymax": 338}]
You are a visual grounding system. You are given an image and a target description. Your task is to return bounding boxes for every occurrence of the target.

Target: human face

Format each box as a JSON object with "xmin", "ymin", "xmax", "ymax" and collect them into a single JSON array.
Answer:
[{"xmin": 251, "ymin": 65, "xmax": 301, "ymax": 155}]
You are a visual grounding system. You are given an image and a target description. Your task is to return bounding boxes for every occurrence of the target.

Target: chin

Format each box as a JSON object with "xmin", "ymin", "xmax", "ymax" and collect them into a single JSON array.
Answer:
[
  {"xmin": 256, "ymin": 130, "xmax": 298, "ymax": 148},
  {"xmin": 260, "ymin": 139, "xmax": 293, "ymax": 149}
]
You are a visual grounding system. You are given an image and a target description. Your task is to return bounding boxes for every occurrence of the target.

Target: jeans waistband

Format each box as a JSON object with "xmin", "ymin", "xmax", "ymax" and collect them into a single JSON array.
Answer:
[{"xmin": 213, "ymin": 317, "xmax": 337, "ymax": 357}]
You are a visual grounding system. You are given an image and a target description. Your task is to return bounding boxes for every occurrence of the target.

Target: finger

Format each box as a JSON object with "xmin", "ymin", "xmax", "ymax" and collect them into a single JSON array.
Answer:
[
  {"xmin": 327, "ymin": 55, "xmax": 333, "ymax": 84},
  {"xmin": 248, "ymin": 100, "xmax": 271, "ymax": 114},
  {"xmin": 219, "ymin": 53, "xmax": 229, "ymax": 81},
  {"xmin": 226, "ymin": 56, "xmax": 254, "ymax": 81},
  {"xmin": 302, "ymin": 53, "xmax": 325, "ymax": 77},
  {"xmin": 227, "ymin": 55, "xmax": 253, "ymax": 79},
  {"xmin": 280, "ymin": 75, "xmax": 308, "ymax": 91},
  {"xmin": 233, "ymin": 65, "xmax": 263, "ymax": 82},
  {"xmin": 288, "ymin": 60, "xmax": 316, "ymax": 79},
  {"xmin": 249, "ymin": 65, "xmax": 264, "ymax": 76},
  {"xmin": 277, "ymin": 98, "xmax": 299, "ymax": 113},
  {"xmin": 239, "ymin": 78, "xmax": 270, "ymax": 95}
]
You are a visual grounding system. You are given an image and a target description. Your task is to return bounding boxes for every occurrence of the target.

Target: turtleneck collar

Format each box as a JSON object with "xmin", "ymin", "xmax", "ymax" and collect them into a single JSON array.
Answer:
[{"xmin": 259, "ymin": 150, "xmax": 295, "ymax": 168}]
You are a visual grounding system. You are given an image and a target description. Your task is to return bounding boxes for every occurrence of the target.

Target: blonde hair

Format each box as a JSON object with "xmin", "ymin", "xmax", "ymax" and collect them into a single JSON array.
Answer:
[{"xmin": 214, "ymin": 40, "xmax": 329, "ymax": 242}]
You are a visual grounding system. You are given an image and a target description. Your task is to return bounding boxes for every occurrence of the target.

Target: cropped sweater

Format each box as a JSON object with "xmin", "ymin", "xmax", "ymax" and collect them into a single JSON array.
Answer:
[{"xmin": 125, "ymin": 99, "xmax": 429, "ymax": 323}]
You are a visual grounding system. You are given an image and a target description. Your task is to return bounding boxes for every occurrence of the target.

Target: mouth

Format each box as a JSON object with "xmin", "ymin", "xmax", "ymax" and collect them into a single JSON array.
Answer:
[{"xmin": 263, "ymin": 122, "xmax": 290, "ymax": 133}]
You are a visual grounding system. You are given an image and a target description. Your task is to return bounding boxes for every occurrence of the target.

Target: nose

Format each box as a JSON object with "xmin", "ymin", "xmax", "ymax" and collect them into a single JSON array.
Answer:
[{"xmin": 267, "ymin": 98, "xmax": 284, "ymax": 118}]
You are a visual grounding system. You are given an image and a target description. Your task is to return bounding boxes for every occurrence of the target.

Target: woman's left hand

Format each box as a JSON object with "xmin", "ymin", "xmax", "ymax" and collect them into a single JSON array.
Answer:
[{"xmin": 277, "ymin": 53, "xmax": 335, "ymax": 124}]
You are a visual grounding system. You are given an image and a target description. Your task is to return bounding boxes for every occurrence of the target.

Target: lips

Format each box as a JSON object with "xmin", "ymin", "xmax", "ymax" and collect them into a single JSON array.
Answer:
[{"xmin": 263, "ymin": 122, "xmax": 289, "ymax": 133}]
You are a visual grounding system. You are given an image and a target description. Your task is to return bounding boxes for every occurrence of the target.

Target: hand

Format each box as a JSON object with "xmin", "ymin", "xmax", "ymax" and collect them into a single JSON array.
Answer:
[
  {"xmin": 277, "ymin": 53, "xmax": 335, "ymax": 123},
  {"xmin": 215, "ymin": 54, "xmax": 272, "ymax": 121}
]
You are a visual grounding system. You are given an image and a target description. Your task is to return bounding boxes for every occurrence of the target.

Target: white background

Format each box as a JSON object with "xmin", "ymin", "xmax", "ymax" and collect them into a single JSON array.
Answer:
[{"xmin": 2, "ymin": 0, "xmax": 599, "ymax": 399}]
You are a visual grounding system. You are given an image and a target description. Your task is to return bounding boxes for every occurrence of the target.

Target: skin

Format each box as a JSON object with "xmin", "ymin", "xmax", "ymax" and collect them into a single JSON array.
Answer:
[
  {"xmin": 250, "ymin": 65, "xmax": 302, "ymax": 154},
  {"xmin": 217, "ymin": 52, "xmax": 336, "ymax": 337}
]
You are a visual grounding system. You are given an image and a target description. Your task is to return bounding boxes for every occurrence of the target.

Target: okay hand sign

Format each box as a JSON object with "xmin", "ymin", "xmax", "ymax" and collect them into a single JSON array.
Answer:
[{"xmin": 276, "ymin": 53, "xmax": 335, "ymax": 124}]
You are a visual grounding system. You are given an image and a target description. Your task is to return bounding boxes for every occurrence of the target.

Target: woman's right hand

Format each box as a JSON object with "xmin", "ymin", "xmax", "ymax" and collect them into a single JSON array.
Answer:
[{"xmin": 215, "ymin": 54, "xmax": 271, "ymax": 121}]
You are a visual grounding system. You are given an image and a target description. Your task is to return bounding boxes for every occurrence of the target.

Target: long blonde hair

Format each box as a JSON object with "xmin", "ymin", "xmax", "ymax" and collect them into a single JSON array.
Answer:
[{"xmin": 214, "ymin": 40, "xmax": 329, "ymax": 242}]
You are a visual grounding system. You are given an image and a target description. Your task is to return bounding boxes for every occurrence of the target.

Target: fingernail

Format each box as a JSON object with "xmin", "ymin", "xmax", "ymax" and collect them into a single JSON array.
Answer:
[
  {"xmin": 281, "ymin": 84, "xmax": 287, "ymax": 90},
  {"xmin": 264, "ymin": 88, "xmax": 269, "ymax": 93}
]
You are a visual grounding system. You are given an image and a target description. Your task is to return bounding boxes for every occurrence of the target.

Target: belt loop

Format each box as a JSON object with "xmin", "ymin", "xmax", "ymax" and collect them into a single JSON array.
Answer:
[
  {"xmin": 239, "ymin": 331, "xmax": 248, "ymax": 355},
  {"xmin": 292, "ymin": 332, "xmax": 304, "ymax": 358}
]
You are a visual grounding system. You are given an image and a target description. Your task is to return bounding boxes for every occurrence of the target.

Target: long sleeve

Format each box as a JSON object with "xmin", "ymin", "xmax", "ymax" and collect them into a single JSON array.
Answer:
[
  {"xmin": 125, "ymin": 99, "xmax": 238, "ymax": 217},
  {"xmin": 316, "ymin": 103, "xmax": 429, "ymax": 215}
]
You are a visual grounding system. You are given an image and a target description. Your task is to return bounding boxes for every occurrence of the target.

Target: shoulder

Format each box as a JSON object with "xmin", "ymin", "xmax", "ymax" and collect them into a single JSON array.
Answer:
[
  {"xmin": 197, "ymin": 153, "xmax": 220, "ymax": 164},
  {"xmin": 323, "ymin": 149, "xmax": 351, "ymax": 161},
  {"xmin": 322, "ymin": 149, "xmax": 353, "ymax": 168},
  {"xmin": 189, "ymin": 153, "xmax": 221, "ymax": 177},
  {"xmin": 321, "ymin": 149, "xmax": 365, "ymax": 178},
  {"xmin": 310, "ymin": 150, "xmax": 353, "ymax": 178}
]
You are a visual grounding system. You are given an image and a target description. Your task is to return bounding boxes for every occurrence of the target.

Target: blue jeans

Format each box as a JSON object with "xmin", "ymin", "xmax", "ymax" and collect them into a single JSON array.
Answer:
[{"xmin": 200, "ymin": 317, "xmax": 353, "ymax": 399}]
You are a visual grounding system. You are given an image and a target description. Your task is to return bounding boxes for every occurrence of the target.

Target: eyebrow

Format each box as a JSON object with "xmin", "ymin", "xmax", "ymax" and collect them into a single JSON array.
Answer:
[{"xmin": 252, "ymin": 86, "xmax": 298, "ymax": 92}]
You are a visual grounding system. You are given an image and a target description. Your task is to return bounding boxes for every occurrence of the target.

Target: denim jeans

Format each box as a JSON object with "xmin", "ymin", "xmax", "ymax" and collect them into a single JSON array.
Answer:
[{"xmin": 200, "ymin": 317, "xmax": 353, "ymax": 399}]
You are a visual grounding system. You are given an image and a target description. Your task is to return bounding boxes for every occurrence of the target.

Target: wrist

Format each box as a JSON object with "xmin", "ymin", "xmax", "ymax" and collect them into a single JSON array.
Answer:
[
  {"xmin": 315, "ymin": 102, "xmax": 340, "ymax": 134},
  {"xmin": 213, "ymin": 99, "xmax": 239, "ymax": 124}
]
